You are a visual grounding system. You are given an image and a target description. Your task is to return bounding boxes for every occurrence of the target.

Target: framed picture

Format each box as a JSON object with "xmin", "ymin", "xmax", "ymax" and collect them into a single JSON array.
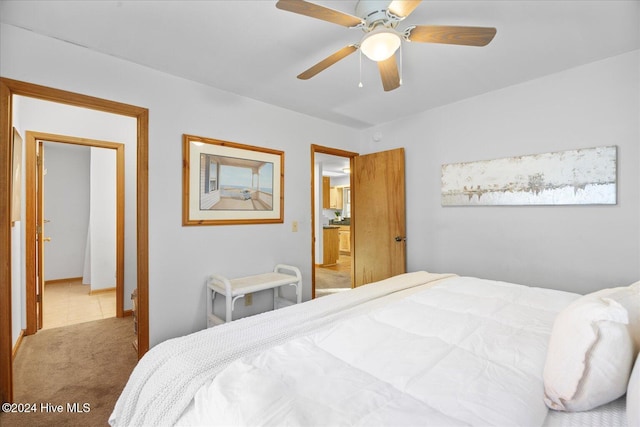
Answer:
[{"xmin": 182, "ymin": 134, "xmax": 284, "ymax": 225}]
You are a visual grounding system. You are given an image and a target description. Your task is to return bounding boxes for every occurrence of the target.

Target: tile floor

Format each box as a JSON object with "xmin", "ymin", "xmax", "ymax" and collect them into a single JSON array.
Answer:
[{"xmin": 43, "ymin": 278, "xmax": 116, "ymax": 329}]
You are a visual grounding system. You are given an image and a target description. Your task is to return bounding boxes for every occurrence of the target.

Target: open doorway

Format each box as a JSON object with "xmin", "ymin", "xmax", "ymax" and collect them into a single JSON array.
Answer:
[
  {"xmin": 0, "ymin": 78, "xmax": 149, "ymax": 403},
  {"xmin": 35, "ymin": 138, "xmax": 123, "ymax": 330},
  {"xmin": 311, "ymin": 145, "xmax": 408, "ymax": 297},
  {"xmin": 310, "ymin": 145, "xmax": 358, "ymax": 299}
]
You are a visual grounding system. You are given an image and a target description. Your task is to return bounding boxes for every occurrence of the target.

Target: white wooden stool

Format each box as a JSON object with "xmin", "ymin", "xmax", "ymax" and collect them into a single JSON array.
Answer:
[{"xmin": 207, "ymin": 264, "xmax": 302, "ymax": 327}]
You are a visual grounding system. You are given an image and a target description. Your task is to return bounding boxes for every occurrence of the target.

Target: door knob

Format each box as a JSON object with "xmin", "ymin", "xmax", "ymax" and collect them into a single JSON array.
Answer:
[
  {"xmin": 43, "ymin": 237, "xmax": 52, "ymax": 242},
  {"xmin": 394, "ymin": 236, "xmax": 406, "ymax": 242}
]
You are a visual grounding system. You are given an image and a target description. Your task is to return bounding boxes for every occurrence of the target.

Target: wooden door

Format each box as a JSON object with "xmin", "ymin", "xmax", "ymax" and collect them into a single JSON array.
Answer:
[
  {"xmin": 352, "ymin": 148, "xmax": 406, "ymax": 286},
  {"xmin": 36, "ymin": 141, "xmax": 45, "ymax": 329}
]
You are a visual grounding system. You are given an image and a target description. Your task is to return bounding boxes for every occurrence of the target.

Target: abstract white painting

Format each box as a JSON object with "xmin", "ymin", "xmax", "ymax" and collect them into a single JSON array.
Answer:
[{"xmin": 441, "ymin": 146, "xmax": 617, "ymax": 206}]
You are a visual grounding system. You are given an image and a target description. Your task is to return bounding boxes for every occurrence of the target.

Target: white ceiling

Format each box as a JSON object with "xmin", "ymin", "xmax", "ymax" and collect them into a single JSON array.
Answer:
[
  {"xmin": 317, "ymin": 152, "xmax": 351, "ymax": 176},
  {"xmin": 1, "ymin": 1, "xmax": 639, "ymax": 130}
]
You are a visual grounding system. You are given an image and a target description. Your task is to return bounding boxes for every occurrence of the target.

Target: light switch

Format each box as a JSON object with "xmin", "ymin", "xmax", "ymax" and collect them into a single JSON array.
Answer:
[{"xmin": 292, "ymin": 221, "xmax": 299, "ymax": 232}]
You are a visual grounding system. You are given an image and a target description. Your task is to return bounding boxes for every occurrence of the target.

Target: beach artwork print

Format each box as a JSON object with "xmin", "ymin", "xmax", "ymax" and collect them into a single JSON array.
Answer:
[
  {"xmin": 183, "ymin": 134, "xmax": 284, "ymax": 225},
  {"xmin": 199, "ymin": 154, "xmax": 274, "ymax": 211},
  {"xmin": 441, "ymin": 146, "xmax": 617, "ymax": 206}
]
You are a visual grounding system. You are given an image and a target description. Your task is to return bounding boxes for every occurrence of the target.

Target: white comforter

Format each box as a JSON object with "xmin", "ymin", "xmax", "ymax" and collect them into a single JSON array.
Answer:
[
  {"xmin": 177, "ymin": 276, "xmax": 578, "ymax": 426},
  {"xmin": 111, "ymin": 272, "xmax": 579, "ymax": 426}
]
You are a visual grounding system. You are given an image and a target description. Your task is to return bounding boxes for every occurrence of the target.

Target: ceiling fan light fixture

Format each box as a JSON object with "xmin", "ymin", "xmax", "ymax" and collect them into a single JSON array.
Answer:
[{"xmin": 360, "ymin": 27, "xmax": 401, "ymax": 62}]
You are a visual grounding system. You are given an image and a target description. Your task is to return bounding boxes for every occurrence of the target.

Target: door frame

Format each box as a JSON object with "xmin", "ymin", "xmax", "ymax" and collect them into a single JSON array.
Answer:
[
  {"xmin": 26, "ymin": 132, "xmax": 126, "ymax": 332},
  {"xmin": 310, "ymin": 144, "xmax": 358, "ymax": 298},
  {"xmin": 0, "ymin": 77, "xmax": 149, "ymax": 403}
]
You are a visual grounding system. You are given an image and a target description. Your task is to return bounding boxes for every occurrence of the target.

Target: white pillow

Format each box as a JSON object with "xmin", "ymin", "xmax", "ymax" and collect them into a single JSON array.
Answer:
[
  {"xmin": 543, "ymin": 292, "xmax": 634, "ymax": 412},
  {"xmin": 629, "ymin": 354, "xmax": 640, "ymax": 427},
  {"xmin": 589, "ymin": 282, "xmax": 640, "ymax": 354}
]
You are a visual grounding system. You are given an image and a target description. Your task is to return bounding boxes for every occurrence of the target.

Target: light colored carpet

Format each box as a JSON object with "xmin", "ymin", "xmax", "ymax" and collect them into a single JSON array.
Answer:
[
  {"xmin": 316, "ymin": 267, "xmax": 351, "ymax": 289},
  {"xmin": 1, "ymin": 317, "xmax": 137, "ymax": 427},
  {"xmin": 316, "ymin": 255, "xmax": 351, "ymax": 297}
]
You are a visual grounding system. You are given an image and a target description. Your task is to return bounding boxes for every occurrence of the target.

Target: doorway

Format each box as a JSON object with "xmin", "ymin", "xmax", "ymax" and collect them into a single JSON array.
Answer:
[
  {"xmin": 30, "ymin": 136, "xmax": 124, "ymax": 331},
  {"xmin": 310, "ymin": 145, "xmax": 358, "ymax": 298},
  {"xmin": 311, "ymin": 145, "xmax": 408, "ymax": 298},
  {"xmin": 0, "ymin": 78, "xmax": 149, "ymax": 403}
]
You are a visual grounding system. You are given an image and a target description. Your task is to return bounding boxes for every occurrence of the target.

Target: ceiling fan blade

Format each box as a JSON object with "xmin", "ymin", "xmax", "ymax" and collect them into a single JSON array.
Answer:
[
  {"xmin": 378, "ymin": 55, "xmax": 401, "ymax": 92},
  {"xmin": 276, "ymin": 0, "xmax": 363, "ymax": 27},
  {"xmin": 388, "ymin": 0, "xmax": 422, "ymax": 18},
  {"xmin": 297, "ymin": 45, "xmax": 358, "ymax": 80},
  {"xmin": 408, "ymin": 25, "xmax": 497, "ymax": 46}
]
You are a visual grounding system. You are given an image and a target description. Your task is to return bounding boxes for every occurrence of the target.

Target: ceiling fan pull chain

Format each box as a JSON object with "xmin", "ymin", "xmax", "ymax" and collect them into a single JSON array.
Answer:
[
  {"xmin": 358, "ymin": 49, "xmax": 363, "ymax": 88},
  {"xmin": 399, "ymin": 43, "xmax": 403, "ymax": 86}
]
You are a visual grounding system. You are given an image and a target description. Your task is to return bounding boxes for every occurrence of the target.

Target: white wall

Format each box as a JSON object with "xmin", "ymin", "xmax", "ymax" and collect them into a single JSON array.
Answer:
[
  {"xmin": 10, "ymin": 222, "xmax": 22, "ymax": 350},
  {"xmin": 330, "ymin": 176, "xmax": 350, "ymax": 187},
  {"xmin": 89, "ymin": 147, "xmax": 117, "ymax": 291},
  {"xmin": 314, "ymin": 164, "xmax": 324, "ymax": 264},
  {"xmin": 10, "ymin": 97, "xmax": 24, "ymax": 351},
  {"xmin": 360, "ymin": 50, "xmax": 640, "ymax": 294},
  {"xmin": 42, "ymin": 143, "xmax": 90, "ymax": 281},
  {"xmin": 1, "ymin": 23, "xmax": 360, "ymax": 346}
]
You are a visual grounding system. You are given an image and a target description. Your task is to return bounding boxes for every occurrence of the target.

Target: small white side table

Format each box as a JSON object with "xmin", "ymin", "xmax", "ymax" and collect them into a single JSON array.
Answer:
[{"xmin": 207, "ymin": 264, "xmax": 302, "ymax": 327}]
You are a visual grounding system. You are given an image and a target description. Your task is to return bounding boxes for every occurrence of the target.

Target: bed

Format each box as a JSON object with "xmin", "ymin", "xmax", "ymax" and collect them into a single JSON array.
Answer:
[{"xmin": 109, "ymin": 272, "xmax": 639, "ymax": 426}]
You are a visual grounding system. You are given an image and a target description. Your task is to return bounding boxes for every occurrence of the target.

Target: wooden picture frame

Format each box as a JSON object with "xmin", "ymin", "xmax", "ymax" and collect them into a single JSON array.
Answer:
[{"xmin": 182, "ymin": 134, "xmax": 284, "ymax": 226}]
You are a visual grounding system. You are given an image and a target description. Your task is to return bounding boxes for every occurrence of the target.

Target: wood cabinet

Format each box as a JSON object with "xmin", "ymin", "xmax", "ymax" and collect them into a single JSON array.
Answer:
[
  {"xmin": 322, "ymin": 177, "xmax": 345, "ymax": 210},
  {"xmin": 322, "ymin": 227, "xmax": 339, "ymax": 266},
  {"xmin": 329, "ymin": 186, "xmax": 343, "ymax": 209},
  {"xmin": 338, "ymin": 225, "xmax": 350, "ymax": 254},
  {"xmin": 322, "ymin": 176, "xmax": 330, "ymax": 209}
]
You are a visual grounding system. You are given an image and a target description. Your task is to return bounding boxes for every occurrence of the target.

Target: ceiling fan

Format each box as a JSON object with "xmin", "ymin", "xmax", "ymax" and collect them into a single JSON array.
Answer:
[{"xmin": 276, "ymin": 0, "xmax": 497, "ymax": 91}]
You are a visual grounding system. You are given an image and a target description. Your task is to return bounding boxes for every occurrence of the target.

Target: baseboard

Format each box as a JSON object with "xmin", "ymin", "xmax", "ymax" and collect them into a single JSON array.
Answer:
[
  {"xmin": 12, "ymin": 329, "xmax": 25, "ymax": 360},
  {"xmin": 89, "ymin": 286, "xmax": 116, "ymax": 295},
  {"xmin": 45, "ymin": 276, "xmax": 83, "ymax": 285},
  {"xmin": 123, "ymin": 309, "xmax": 133, "ymax": 317}
]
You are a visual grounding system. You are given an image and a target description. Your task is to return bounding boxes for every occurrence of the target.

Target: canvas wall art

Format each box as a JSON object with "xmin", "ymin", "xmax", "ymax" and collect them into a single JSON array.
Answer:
[{"xmin": 441, "ymin": 146, "xmax": 617, "ymax": 206}]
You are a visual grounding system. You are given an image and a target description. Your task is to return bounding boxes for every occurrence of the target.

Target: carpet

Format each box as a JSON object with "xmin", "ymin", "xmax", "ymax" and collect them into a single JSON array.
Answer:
[
  {"xmin": 316, "ymin": 267, "xmax": 351, "ymax": 289},
  {"xmin": 1, "ymin": 317, "xmax": 137, "ymax": 427},
  {"xmin": 315, "ymin": 263, "xmax": 352, "ymax": 298}
]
